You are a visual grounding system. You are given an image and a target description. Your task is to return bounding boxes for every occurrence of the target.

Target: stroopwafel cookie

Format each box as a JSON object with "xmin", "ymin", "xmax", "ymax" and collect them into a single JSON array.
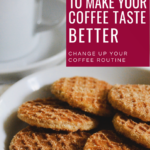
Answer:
[
  {"xmin": 9, "ymin": 126, "xmax": 91, "ymax": 150},
  {"xmin": 18, "ymin": 98, "xmax": 98, "ymax": 132},
  {"xmin": 51, "ymin": 76, "xmax": 114, "ymax": 116},
  {"xmin": 113, "ymin": 113, "xmax": 150, "ymax": 148},
  {"xmin": 108, "ymin": 84, "xmax": 150, "ymax": 121},
  {"xmin": 83, "ymin": 130, "xmax": 147, "ymax": 150}
]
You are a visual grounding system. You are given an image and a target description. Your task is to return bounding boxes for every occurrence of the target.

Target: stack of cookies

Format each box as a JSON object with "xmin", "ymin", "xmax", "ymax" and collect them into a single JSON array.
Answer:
[
  {"xmin": 9, "ymin": 77, "xmax": 150, "ymax": 150},
  {"xmin": 108, "ymin": 84, "xmax": 150, "ymax": 149}
]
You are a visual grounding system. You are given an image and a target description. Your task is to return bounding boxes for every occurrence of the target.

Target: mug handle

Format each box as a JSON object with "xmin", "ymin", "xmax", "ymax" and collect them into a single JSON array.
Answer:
[{"xmin": 36, "ymin": 0, "xmax": 66, "ymax": 32}]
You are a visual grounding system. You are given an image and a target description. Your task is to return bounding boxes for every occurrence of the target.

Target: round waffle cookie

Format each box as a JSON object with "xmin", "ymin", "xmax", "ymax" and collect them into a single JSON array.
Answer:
[
  {"xmin": 113, "ymin": 113, "xmax": 150, "ymax": 149},
  {"xmin": 83, "ymin": 130, "xmax": 147, "ymax": 150},
  {"xmin": 51, "ymin": 76, "xmax": 113, "ymax": 116},
  {"xmin": 18, "ymin": 98, "xmax": 98, "ymax": 132},
  {"xmin": 108, "ymin": 84, "xmax": 150, "ymax": 121},
  {"xmin": 9, "ymin": 126, "xmax": 91, "ymax": 150}
]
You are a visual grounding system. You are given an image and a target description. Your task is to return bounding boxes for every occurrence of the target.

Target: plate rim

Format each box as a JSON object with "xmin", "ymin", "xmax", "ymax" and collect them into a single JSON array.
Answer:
[{"xmin": 0, "ymin": 66, "xmax": 150, "ymax": 100}]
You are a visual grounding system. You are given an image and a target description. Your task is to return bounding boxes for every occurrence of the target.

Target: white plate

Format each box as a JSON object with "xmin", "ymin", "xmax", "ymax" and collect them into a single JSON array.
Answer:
[
  {"xmin": 0, "ymin": 23, "xmax": 66, "ymax": 82},
  {"xmin": 0, "ymin": 66, "xmax": 150, "ymax": 149}
]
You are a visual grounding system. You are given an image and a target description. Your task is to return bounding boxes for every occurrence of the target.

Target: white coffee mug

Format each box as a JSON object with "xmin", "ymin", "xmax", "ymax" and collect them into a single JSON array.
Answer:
[{"xmin": 0, "ymin": 0, "xmax": 66, "ymax": 62}]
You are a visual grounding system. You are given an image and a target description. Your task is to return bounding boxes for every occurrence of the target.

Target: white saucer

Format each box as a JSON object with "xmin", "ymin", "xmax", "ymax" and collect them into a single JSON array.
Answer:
[
  {"xmin": 0, "ymin": 66, "xmax": 150, "ymax": 149},
  {"xmin": 0, "ymin": 23, "xmax": 66, "ymax": 81}
]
